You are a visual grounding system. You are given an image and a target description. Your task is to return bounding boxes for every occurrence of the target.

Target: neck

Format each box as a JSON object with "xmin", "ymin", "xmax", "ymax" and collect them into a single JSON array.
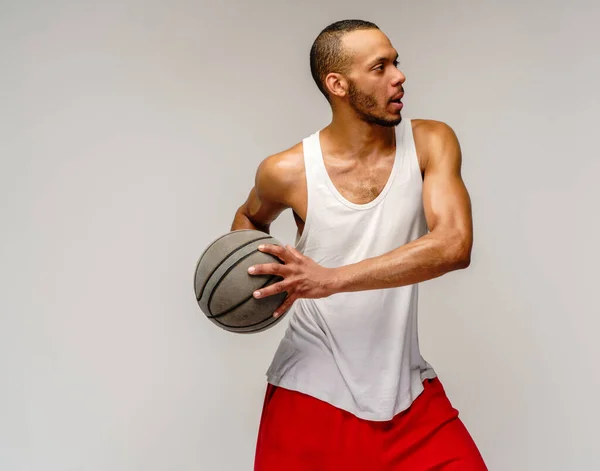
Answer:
[{"xmin": 321, "ymin": 109, "xmax": 399, "ymax": 160}]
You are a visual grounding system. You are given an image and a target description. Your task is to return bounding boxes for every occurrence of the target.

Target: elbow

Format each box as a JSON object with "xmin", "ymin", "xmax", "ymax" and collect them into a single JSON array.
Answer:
[
  {"xmin": 446, "ymin": 233, "xmax": 472, "ymax": 270},
  {"xmin": 454, "ymin": 252, "xmax": 471, "ymax": 270}
]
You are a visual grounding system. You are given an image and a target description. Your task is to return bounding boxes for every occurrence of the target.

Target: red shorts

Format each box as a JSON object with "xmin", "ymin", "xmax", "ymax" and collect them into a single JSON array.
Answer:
[{"xmin": 254, "ymin": 377, "xmax": 487, "ymax": 471}]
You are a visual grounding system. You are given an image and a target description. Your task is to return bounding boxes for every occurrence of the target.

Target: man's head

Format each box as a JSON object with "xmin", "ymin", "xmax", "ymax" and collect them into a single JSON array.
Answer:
[{"xmin": 310, "ymin": 20, "xmax": 406, "ymax": 127}]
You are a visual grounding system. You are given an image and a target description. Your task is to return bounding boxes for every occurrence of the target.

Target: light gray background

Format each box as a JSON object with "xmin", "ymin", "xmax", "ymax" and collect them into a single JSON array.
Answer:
[{"xmin": 1, "ymin": 1, "xmax": 599, "ymax": 470}]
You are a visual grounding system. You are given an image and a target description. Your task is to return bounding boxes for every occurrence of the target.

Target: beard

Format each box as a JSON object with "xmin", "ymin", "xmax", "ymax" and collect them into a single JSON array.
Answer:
[{"xmin": 347, "ymin": 80, "xmax": 402, "ymax": 127}]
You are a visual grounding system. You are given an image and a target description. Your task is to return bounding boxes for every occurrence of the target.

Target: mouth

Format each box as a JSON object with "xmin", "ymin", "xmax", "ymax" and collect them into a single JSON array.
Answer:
[
  {"xmin": 390, "ymin": 92, "xmax": 404, "ymax": 104},
  {"xmin": 389, "ymin": 94, "xmax": 404, "ymax": 111}
]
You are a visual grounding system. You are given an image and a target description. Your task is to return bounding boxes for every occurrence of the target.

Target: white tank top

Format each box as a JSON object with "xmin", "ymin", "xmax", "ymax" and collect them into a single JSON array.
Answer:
[{"xmin": 265, "ymin": 118, "xmax": 436, "ymax": 422}]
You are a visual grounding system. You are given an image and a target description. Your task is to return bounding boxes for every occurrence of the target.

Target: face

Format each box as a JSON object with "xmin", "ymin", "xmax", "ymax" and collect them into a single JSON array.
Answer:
[{"xmin": 338, "ymin": 29, "xmax": 406, "ymax": 127}]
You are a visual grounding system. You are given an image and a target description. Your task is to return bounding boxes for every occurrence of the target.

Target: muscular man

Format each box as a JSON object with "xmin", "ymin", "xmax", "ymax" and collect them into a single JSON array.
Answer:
[{"xmin": 231, "ymin": 19, "xmax": 487, "ymax": 471}]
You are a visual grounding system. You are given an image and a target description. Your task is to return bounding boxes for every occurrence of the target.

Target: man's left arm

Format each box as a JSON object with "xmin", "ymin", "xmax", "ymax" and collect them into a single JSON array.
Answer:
[
  {"xmin": 248, "ymin": 121, "xmax": 473, "ymax": 317},
  {"xmin": 331, "ymin": 121, "xmax": 473, "ymax": 293}
]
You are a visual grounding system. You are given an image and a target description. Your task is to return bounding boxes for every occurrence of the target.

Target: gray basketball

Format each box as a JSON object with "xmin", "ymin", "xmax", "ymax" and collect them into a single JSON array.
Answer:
[{"xmin": 193, "ymin": 229, "xmax": 288, "ymax": 333}]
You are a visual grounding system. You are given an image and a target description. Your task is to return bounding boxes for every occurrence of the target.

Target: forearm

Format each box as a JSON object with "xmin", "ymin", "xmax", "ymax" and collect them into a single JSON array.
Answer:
[{"xmin": 331, "ymin": 231, "xmax": 471, "ymax": 293}]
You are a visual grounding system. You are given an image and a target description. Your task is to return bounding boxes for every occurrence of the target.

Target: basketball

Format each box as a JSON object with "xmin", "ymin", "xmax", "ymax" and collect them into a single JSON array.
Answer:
[{"xmin": 193, "ymin": 229, "xmax": 288, "ymax": 333}]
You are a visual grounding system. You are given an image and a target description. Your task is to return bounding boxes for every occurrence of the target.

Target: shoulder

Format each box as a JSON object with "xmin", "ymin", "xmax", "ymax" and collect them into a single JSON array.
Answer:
[
  {"xmin": 411, "ymin": 119, "xmax": 459, "ymax": 150},
  {"xmin": 410, "ymin": 119, "xmax": 461, "ymax": 171},
  {"xmin": 255, "ymin": 142, "xmax": 305, "ymax": 206}
]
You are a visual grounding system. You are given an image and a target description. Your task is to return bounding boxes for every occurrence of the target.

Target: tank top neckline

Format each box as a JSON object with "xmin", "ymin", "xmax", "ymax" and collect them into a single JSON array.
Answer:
[{"xmin": 313, "ymin": 120, "xmax": 407, "ymax": 211}]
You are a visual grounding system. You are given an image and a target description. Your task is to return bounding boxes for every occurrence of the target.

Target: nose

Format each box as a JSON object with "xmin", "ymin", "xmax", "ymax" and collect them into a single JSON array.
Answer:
[{"xmin": 392, "ymin": 67, "xmax": 406, "ymax": 86}]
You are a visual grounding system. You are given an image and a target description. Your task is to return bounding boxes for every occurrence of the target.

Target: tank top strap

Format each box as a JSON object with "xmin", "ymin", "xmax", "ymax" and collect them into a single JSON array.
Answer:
[
  {"xmin": 296, "ymin": 132, "xmax": 325, "ymax": 248},
  {"xmin": 396, "ymin": 118, "xmax": 423, "ymax": 184}
]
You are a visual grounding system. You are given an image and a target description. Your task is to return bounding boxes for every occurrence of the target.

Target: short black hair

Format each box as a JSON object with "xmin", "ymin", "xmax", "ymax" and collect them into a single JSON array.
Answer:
[{"xmin": 310, "ymin": 19, "xmax": 380, "ymax": 101}]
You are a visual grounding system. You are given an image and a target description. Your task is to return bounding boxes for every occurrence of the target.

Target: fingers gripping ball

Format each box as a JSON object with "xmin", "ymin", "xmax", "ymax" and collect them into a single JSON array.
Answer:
[{"xmin": 194, "ymin": 230, "xmax": 288, "ymax": 333}]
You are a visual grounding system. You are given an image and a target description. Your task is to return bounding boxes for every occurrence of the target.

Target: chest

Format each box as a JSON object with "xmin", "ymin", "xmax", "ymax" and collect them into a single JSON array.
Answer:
[{"xmin": 325, "ymin": 155, "xmax": 396, "ymax": 205}]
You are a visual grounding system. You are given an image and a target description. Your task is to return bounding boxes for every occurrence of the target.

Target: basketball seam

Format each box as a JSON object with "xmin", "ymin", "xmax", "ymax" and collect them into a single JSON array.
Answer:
[
  {"xmin": 195, "ymin": 235, "xmax": 274, "ymax": 301},
  {"xmin": 206, "ymin": 275, "xmax": 279, "ymax": 319},
  {"xmin": 211, "ymin": 307, "xmax": 284, "ymax": 331},
  {"xmin": 206, "ymin": 249, "xmax": 283, "ymax": 315}
]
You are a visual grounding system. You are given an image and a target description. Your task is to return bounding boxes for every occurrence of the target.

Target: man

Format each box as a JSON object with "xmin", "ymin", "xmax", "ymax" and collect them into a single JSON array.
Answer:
[{"xmin": 231, "ymin": 19, "xmax": 487, "ymax": 471}]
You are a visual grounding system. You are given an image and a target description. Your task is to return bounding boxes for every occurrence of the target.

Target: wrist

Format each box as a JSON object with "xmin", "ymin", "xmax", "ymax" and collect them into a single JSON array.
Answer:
[{"xmin": 326, "ymin": 266, "xmax": 348, "ymax": 296}]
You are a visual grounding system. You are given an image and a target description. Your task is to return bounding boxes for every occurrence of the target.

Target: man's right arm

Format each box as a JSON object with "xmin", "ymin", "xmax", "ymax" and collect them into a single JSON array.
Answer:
[{"xmin": 230, "ymin": 154, "xmax": 293, "ymax": 233}]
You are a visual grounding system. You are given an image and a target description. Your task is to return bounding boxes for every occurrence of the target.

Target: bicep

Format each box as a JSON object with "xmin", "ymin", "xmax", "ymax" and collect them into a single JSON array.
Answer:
[
  {"xmin": 422, "ymin": 124, "xmax": 473, "ymax": 247},
  {"xmin": 240, "ymin": 158, "xmax": 289, "ymax": 227}
]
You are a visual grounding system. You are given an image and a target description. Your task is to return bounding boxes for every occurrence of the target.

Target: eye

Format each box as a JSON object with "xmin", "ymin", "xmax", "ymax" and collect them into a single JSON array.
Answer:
[{"xmin": 393, "ymin": 60, "xmax": 400, "ymax": 68}]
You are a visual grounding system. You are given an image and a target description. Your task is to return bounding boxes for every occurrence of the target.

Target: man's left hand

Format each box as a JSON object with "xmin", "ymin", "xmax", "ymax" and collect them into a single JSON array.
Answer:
[{"xmin": 248, "ymin": 244, "xmax": 337, "ymax": 318}]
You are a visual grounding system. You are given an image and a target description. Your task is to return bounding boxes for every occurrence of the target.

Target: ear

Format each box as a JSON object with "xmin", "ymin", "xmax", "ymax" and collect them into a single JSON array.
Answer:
[{"xmin": 324, "ymin": 72, "xmax": 348, "ymax": 99}]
